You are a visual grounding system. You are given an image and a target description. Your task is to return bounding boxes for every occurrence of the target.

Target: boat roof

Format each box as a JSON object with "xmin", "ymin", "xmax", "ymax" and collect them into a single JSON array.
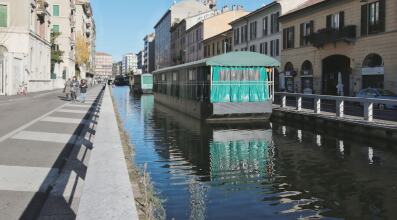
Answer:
[{"xmin": 153, "ymin": 52, "xmax": 280, "ymax": 74}]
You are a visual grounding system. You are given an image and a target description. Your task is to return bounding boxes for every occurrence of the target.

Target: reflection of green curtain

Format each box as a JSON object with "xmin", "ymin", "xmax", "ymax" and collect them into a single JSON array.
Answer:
[
  {"xmin": 211, "ymin": 66, "xmax": 270, "ymax": 103},
  {"xmin": 209, "ymin": 139, "xmax": 270, "ymax": 184}
]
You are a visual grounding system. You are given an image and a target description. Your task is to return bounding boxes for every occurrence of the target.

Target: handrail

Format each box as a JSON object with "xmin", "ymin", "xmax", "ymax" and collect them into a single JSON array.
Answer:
[
  {"xmin": 274, "ymin": 92, "xmax": 397, "ymax": 122},
  {"xmin": 275, "ymin": 92, "xmax": 397, "ymax": 106}
]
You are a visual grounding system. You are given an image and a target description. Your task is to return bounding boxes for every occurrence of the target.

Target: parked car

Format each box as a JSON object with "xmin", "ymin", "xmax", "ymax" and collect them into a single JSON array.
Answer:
[{"xmin": 356, "ymin": 88, "xmax": 397, "ymax": 110}]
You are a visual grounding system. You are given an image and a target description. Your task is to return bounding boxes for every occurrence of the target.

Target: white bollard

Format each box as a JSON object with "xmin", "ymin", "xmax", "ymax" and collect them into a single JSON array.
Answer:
[
  {"xmin": 314, "ymin": 97, "xmax": 321, "ymax": 114},
  {"xmin": 336, "ymin": 99, "xmax": 344, "ymax": 118},
  {"xmin": 281, "ymin": 95, "xmax": 286, "ymax": 108},
  {"xmin": 296, "ymin": 96, "xmax": 302, "ymax": 111},
  {"xmin": 364, "ymin": 102, "xmax": 373, "ymax": 122}
]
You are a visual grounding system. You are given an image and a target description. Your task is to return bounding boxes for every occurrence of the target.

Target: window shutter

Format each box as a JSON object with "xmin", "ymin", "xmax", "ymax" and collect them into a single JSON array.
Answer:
[
  {"xmin": 326, "ymin": 15, "xmax": 332, "ymax": 29},
  {"xmin": 276, "ymin": 39, "xmax": 279, "ymax": 56},
  {"xmin": 300, "ymin": 23, "xmax": 304, "ymax": 46},
  {"xmin": 339, "ymin": 11, "xmax": 345, "ymax": 28},
  {"xmin": 270, "ymin": 41, "xmax": 274, "ymax": 57},
  {"xmin": 264, "ymin": 17, "xmax": 268, "ymax": 36},
  {"xmin": 0, "ymin": 5, "xmax": 7, "ymax": 27},
  {"xmin": 310, "ymin": 20, "xmax": 314, "ymax": 34},
  {"xmin": 276, "ymin": 12, "xmax": 280, "ymax": 32},
  {"xmin": 283, "ymin": 29, "xmax": 287, "ymax": 49},
  {"xmin": 361, "ymin": 4, "xmax": 368, "ymax": 36},
  {"xmin": 291, "ymin": 27, "xmax": 295, "ymax": 48},
  {"xmin": 265, "ymin": 42, "xmax": 268, "ymax": 55},
  {"xmin": 379, "ymin": 0, "xmax": 386, "ymax": 32}
]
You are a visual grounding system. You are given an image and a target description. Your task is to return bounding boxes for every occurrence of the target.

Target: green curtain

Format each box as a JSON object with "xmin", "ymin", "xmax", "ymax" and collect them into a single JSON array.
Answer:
[{"xmin": 211, "ymin": 66, "xmax": 270, "ymax": 103}]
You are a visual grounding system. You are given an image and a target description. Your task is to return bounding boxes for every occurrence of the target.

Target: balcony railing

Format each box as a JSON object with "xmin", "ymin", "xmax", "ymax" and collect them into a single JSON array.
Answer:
[{"xmin": 306, "ymin": 25, "xmax": 357, "ymax": 48}]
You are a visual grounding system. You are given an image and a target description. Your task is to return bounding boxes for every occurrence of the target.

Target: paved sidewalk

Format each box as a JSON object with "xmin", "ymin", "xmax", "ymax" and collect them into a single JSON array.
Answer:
[{"xmin": 0, "ymin": 85, "xmax": 105, "ymax": 219}]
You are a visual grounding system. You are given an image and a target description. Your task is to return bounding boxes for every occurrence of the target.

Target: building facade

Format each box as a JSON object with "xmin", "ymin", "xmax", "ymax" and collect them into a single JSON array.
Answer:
[
  {"xmin": 112, "ymin": 61, "xmax": 122, "ymax": 76},
  {"xmin": 122, "ymin": 53, "xmax": 137, "ymax": 74},
  {"xmin": 94, "ymin": 52, "xmax": 112, "ymax": 76},
  {"xmin": 171, "ymin": 10, "xmax": 216, "ymax": 65},
  {"xmin": 49, "ymin": 0, "xmax": 76, "ymax": 82},
  {"xmin": 185, "ymin": 8, "xmax": 248, "ymax": 63},
  {"xmin": 154, "ymin": 0, "xmax": 212, "ymax": 69},
  {"xmin": 137, "ymin": 49, "xmax": 144, "ymax": 70},
  {"xmin": 280, "ymin": 0, "xmax": 397, "ymax": 95},
  {"xmin": 203, "ymin": 29, "xmax": 232, "ymax": 58},
  {"xmin": 0, "ymin": 0, "xmax": 53, "ymax": 95},
  {"xmin": 75, "ymin": 0, "xmax": 95, "ymax": 79},
  {"xmin": 143, "ymin": 33, "xmax": 155, "ymax": 73},
  {"xmin": 230, "ymin": 2, "xmax": 281, "ymax": 60}
]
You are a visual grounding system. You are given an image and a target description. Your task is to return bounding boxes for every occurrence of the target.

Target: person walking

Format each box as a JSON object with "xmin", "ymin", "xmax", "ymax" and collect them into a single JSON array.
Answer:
[
  {"xmin": 79, "ymin": 79, "xmax": 88, "ymax": 103},
  {"xmin": 63, "ymin": 78, "xmax": 72, "ymax": 101},
  {"xmin": 71, "ymin": 76, "xmax": 80, "ymax": 102}
]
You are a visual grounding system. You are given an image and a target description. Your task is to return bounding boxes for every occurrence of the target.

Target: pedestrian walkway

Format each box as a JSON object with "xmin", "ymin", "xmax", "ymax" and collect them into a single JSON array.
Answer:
[{"xmin": 0, "ymin": 85, "xmax": 105, "ymax": 219}]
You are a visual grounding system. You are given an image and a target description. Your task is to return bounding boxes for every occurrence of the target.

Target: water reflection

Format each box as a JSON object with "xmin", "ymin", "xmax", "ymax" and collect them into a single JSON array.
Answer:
[{"xmin": 112, "ymin": 87, "xmax": 397, "ymax": 220}]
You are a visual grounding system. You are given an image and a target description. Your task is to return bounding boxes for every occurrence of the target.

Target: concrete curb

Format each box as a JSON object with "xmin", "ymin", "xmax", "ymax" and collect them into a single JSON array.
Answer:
[{"xmin": 76, "ymin": 86, "xmax": 139, "ymax": 220}]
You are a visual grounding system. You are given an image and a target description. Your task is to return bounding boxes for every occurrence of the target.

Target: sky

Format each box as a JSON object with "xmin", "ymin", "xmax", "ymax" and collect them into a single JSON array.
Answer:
[{"xmin": 91, "ymin": 0, "xmax": 272, "ymax": 61}]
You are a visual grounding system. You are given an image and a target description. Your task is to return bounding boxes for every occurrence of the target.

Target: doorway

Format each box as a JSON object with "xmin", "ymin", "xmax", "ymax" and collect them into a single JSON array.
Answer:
[{"xmin": 322, "ymin": 55, "xmax": 350, "ymax": 95}]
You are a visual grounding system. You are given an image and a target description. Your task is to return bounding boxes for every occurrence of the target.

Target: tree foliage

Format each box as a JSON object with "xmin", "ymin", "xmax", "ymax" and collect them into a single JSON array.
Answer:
[
  {"xmin": 75, "ymin": 33, "xmax": 90, "ymax": 65},
  {"xmin": 51, "ymin": 32, "xmax": 64, "ymax": 64}
]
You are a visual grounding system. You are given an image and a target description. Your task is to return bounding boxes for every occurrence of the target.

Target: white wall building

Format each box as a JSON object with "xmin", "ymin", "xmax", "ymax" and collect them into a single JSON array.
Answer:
[
  {"xmin": 75, "ymin": 0, "xmax": 95, "ymax": 79},
  {"xmin": 94, "ymin": 52, "xmax": 112, "ymax": 76},
  {"xmin": 122, "ymin": 53, "xmax": 137, "ymax": 74},
  {"xmin": 0, "ymin": 0, "xmax": 54, "ymax": 96},
  {"xmin": 48, "ymin": 0, "xmax": 76, "ymax": 83}
]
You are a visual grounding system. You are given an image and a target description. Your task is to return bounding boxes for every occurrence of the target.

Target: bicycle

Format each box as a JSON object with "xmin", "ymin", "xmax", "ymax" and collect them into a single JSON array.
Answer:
[{"xmin": 17, "ymin": 83, "xmax": 28, "ymax": 96}]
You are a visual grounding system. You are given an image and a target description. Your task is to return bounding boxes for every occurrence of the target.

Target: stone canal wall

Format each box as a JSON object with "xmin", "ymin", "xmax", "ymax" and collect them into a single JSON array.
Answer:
[
  {"xmin": 271, "ymin": 108, "xmax": 397, "ymax": 141},
  {"xmin": 77, "ymin": 86, "xmax": 139, "ymax": 220}
]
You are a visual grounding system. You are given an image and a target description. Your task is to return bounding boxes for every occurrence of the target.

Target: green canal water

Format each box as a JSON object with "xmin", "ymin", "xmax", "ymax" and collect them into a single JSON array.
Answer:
[{"xmin": 112, "ymin": 86, "xmax": 397, "ymax": 220}]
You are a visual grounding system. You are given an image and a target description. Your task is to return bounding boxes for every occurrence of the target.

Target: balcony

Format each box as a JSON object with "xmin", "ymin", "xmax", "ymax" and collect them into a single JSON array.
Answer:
[{"xmin": 306, "ymin": 25, "xmax": 357, "ymax": 48}]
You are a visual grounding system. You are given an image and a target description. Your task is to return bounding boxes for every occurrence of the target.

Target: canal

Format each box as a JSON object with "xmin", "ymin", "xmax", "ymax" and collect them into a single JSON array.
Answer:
[{"xmin": 112, "ymin": 86, "xmax": 397, "ymax": 220}]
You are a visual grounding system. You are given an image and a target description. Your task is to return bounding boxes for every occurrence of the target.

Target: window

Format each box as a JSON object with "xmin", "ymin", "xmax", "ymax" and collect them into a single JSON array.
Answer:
[
  {"xmin": 241, "ymin": 25, "xmax": 248, "ymax": 43},
  {"xmin": 270, "ymin": 40, "xmax": 278, "ymax": 57},
  {"xmin": 234, "ymin": 28, "xmax": 240, "ymax": 44},
  {"xmin": 300, "ymin": 21, "xmax": 314, "ymax": 46},
  {"xmin": 52, "ymin": 25, "xmax": 60, "ymax": 33},
  {"xmin": 361, "ymin": 0, "xmax": 385, "ymax": 35},
  {"xmin": 53, "ymin": 5, "xmax": 60, "ymax": 17},
  {"xmin": 250, "ymin": 21, "xmax": 257, "ymax": 40},
  {"xmin": 263, "ymin": 17, "xmax": 268, "ymax": 36},
  {"xmin": 326, "ymin": 12, "xmax": 344, "ymax": 29},
  {"xmin": 270, "ymin": 12, "xmax": 280, "ymax": 34},
  {"xmin": 283, "ymin": 27, "xmax": 295, "ymax": 49},
  {"xmin": 249, "ymin": 45, "xmax": 256, "ymax": 52},
  {"xmin": 0, "ymin": 4, "xmax": 7, "ymax": 27}
]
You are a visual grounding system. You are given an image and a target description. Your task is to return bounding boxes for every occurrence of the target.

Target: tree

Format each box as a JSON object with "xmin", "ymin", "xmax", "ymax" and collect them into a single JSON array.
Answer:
[
  {"xmin": 50, "ymin": 31, "xmax": 64, "ymax": 79},
  {"xmin": 75, "ymin": 33, "xmax": 90, "ymax": 66}
]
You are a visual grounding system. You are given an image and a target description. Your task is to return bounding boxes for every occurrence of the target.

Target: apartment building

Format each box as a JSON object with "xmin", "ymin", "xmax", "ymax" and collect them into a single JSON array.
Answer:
[
  {"xmin": 75, "ymin": 0, "xmax": 95, "ymax": 79},
  {"xmin": 203, "ymin": 29, "xmax": 232, "ymax": 58},
  {"xmin": 230, "ymin": 2, "xmax": 281, "ymax": 60},
  {"xmin": 137, "ymin": 49, "xmax": 144, "ymax": 70},
  {"xmin": 49, "ymin": 0, "xmax": 76, "ymax": 82},
  {"xmin": 171, "ymin": 10, "xmax": 216, "ymax": 65},
  {"xmin": 154, "ymin": 0, "xmax": 212, "ymax": 69},
  {"xmin": 0, "ymin": 0, "xmax": 53, "ymax": 95},
  {"xmin": 122, "ymin": 53, "xmax": 137, "ymax": 74},
  {"xmin": 112, "ymin": 61, "xmax": 122, "ymax": 76},
  {"xmin": 94, "ymin": 52, "xmax": 112, "ymax": 76},
  {"xmin": 143, "ymin": 33, "xmax": 155, "ymax": 73},
  {"xmin": 185, "ymin": 8, "xmax": 248, "ymax": 63},
  {"xmin": 280, "ymin": 0, "xmax": 397, "ymax": 95}
]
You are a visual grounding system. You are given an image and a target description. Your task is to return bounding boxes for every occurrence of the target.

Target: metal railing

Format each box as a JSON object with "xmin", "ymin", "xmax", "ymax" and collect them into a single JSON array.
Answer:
[{"xmin": 275, "ymin": 92, "xmax": 397, "ymax": 122}]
